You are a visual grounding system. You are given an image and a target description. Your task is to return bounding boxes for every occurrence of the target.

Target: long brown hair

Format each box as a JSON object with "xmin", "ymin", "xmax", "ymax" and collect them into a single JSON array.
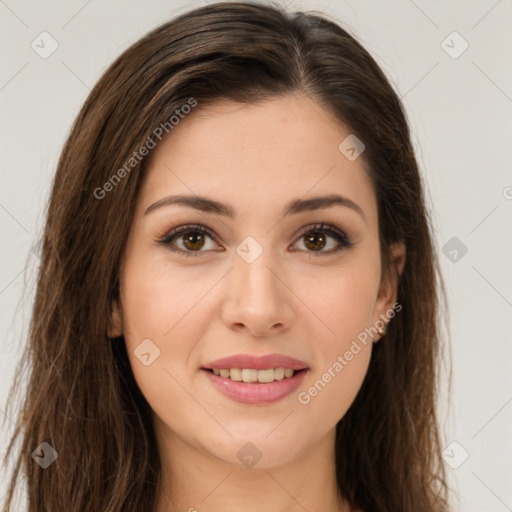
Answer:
[{"xmin": 2, "ymin": 1, "xmax": 452, "ymax": 510}]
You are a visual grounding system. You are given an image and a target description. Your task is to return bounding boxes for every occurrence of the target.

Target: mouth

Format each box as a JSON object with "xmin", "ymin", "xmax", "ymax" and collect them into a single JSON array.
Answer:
[
  {"xmin": 201, "ymin": 353, "xmax": 309, "ymax": 404},
  {"xmin": 202, "ymin": 367, "xmax": 308, "ymax": 404}
]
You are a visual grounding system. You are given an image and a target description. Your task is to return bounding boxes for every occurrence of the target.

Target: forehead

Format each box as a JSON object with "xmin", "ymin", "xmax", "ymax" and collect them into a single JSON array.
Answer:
[{"xmin": 137, "ymin": 94, "xmax": 377, "ymax": 222}]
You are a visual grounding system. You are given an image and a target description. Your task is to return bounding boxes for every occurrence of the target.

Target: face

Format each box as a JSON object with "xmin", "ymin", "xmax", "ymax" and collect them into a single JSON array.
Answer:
[{"xmin": 110, "ymin": 94, "xmax": 405, "ymax": 469}]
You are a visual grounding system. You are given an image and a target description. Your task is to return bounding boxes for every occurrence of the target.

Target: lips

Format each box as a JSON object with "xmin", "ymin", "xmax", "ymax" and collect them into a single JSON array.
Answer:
[
  {"xmin": 203, "ymin": 353, "xmax": 309, "ymax": 371},
  {"xmin": 202, "ymin": 353, "xmax": 309, "ymax": 405}
]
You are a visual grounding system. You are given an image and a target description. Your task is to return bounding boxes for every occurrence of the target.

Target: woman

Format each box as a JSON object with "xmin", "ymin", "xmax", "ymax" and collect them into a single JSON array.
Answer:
[{"xmin": 2, "ymin": 1, "xmax": 451, "ymax": 511}]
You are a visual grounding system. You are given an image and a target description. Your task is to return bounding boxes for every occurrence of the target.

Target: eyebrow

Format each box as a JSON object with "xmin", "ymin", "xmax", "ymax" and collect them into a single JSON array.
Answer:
[{"xmin": 144, "ymin": 193, "xmax": 365, "ymax": 221}]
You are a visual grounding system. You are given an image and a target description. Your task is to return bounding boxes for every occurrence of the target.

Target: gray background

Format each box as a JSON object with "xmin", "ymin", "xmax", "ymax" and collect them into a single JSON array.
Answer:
[{"xmin": 1, "ymin": 0, "xmax": 511, "ymax": 510}]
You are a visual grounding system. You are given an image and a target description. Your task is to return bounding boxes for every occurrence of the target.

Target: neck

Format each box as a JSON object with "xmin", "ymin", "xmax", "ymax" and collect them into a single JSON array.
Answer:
[{"xmin": 153, "ymin": 419, "xmax": 352, "ymax": 512}]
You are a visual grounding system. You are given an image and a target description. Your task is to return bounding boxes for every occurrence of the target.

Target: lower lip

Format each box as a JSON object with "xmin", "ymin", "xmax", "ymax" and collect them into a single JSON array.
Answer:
[{"xmin": 202, "ymin": 369, "xmax": 308, "ymax": 404}]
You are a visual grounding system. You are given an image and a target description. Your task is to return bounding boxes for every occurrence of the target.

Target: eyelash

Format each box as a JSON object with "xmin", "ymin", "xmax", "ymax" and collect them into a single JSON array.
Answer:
[{"xmin": 156, "ymin": 223, "xmax": 353, "ymax": 258}]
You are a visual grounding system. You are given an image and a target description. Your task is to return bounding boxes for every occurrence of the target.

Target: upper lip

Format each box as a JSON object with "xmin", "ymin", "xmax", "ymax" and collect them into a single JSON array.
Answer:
[{"xmin": 203, "ymin": 353, "xmax": 309, "ymax": 371}]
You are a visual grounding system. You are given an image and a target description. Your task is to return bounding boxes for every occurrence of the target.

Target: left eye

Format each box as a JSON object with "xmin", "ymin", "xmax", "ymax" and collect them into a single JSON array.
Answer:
[
  {"xmin": 294, "ymin": 223, "xmax": 352, "ymax": 254},
  {"xmin": 157, "ymin": 223, "xmax": 352, "ymax": 257}
]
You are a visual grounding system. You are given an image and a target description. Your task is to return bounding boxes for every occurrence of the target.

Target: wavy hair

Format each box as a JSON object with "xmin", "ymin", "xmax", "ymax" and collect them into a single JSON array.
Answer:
[{"xmin": 2, "ymin": 1, "xmax": 452, "ymax": 510}]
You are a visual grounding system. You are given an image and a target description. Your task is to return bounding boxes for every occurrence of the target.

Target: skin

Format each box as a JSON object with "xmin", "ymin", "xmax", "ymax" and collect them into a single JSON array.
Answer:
[{"xmin": 109, "ymin": 94, "xmax": 406, "ymax": 512}]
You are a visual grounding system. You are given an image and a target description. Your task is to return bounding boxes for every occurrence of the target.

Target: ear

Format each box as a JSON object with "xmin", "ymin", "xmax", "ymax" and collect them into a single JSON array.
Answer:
[
  {"xmin": 373, "ymin": 239, "xmax": 406, "ymax": 341},
  {"xmin": 108, "ymin": 298, "xmax": 123, "ymax": 338}
]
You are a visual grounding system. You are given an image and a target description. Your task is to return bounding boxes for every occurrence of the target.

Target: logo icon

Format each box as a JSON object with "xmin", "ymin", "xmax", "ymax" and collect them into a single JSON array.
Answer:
[
  {"xmin": 441, "ymin": 32, "xmax": 469, "ymax": 59},
  {"xmin": 442, "ymin": 441, "xmax": 469, "ymax": 469},
  {"xmin": 237, "ymin": 442, "xmax": 262, "ymax": 468},
  {"xmin": 236, "ymin": 236, "xmax": 263, "ymax": 264},
  {"xmin": 442, "ymin": 236, "xmax": 468, "ymax": 263},
  {"xmin": 338, "ymin": 134, "xmax": 365, "ymax": 161},
  {"xmin": 31, "ymin": 442, "xmax": 58, "ymax": 468},
  {"xmin": 31, "ymin": 32, "xmax": 59, "ymax": 59},
  {"xmin": 134, "ymin": 338, "xmax": 161, "ymax": 366}
]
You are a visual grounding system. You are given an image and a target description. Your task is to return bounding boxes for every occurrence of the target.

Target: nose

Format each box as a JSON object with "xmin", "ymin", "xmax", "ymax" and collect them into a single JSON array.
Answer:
[{"xmin": 221, "ymin": 247, "xmax": 294, "ymax": 338}]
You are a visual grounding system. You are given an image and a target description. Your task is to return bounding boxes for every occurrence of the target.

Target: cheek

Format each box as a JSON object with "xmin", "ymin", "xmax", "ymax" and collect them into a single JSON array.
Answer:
[
  {"xmin": 121, "ymin": 243, "xmax": 221, "ymax": 335},
  {"xmin": 118, "ymin": 259, "xmax": 210, "ymax": 433},
  {"xmin": 296, "ymin": 342, "xmax": 372, "ymax": 434},
  {"xmin": 119, "ymin": 254, "xmax": 220, "ymax": 382},
  {"xmin": 305, "ymin": 254, "xmax": 380, "ymax": 346},
  {"xmin": 292, "ymin": 256, "xmax": 379, "ymax": 422},
  {"xmin": 292, "ymin": 277, "xmax": 376, "ymax": 433}
]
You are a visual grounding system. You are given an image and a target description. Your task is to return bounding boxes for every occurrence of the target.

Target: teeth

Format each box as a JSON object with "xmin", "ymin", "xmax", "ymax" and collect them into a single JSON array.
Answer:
[
  {"xmin": 274, "ymin": 367, "xmax": 285, "ymax": 380},
  {"xmin": 257, "ymin": 369, "xmax": 274, "ymax": 383},
  {"xmin": 211, "ymin": 367, "xmax": 298, "ymax": 383},
  {"xmin": 242, "ymin": 369, "xmax": 258, "ymax": 382},
  {"xmin": 229, "ymin": 368, "xmax": 242, "ymax": 381}
]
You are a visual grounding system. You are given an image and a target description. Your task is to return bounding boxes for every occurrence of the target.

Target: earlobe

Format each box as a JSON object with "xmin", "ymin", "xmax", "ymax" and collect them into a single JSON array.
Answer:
[{"xmin": 108, "ymin": 299, "xmax": 123, "ymax": 338}]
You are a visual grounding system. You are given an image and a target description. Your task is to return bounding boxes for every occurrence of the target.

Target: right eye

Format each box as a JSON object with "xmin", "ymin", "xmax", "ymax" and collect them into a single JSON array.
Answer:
[{"xmin": 157, "ymin": 224, "xmax": 223, "ymax": 257}]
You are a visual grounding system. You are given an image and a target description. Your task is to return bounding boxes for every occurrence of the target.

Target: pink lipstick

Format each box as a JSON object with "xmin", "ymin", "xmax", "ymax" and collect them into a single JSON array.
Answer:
[{"xmin": 202, "ymin": 353, "xmax": 309, "ymax": 405}]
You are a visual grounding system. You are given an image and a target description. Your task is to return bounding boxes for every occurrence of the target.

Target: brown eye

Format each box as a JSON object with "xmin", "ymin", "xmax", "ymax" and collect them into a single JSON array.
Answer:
[
  {"xmin": 304, "ymin": 231, "xmax": 328, "ymax": 251},
  {"xmin": 158, "ymin": 222, "xmax": 352, "ymax": 258},
  {"xmin": 294, "ymin": 223, "xmax": 352, "ymax": 255},
  {"xmin": 181, "ymin": 231, "xmax": 206, "ymax": 251},
  {"xmin": 158, "ymin": 224, "xmax": 220, "ymax": 257}
]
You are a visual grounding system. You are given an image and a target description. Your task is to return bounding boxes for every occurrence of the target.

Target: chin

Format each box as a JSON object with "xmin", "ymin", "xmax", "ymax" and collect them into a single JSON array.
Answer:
[{"xmin": 205, "ymin": 431, "xmax": 308, "ymax": 470}]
